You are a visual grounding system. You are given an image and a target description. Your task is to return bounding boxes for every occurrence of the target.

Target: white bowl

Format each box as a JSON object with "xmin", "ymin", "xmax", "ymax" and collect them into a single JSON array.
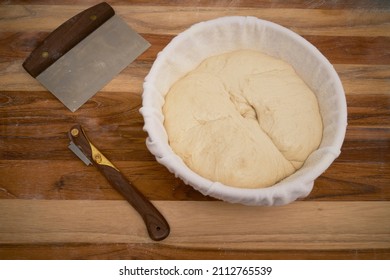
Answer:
[{"xmin": 140, "ymin": 16, "xmax": 347, "ymax": 206}]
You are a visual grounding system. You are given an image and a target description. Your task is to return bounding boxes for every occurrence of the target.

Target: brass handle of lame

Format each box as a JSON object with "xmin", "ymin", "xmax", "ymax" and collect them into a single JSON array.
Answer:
[{"xmin": 68, "ymin": 124, "xmax": 170, "ymax": 241}]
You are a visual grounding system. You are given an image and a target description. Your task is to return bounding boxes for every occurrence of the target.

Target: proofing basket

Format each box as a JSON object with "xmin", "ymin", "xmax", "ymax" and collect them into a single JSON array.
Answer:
[{"xmin": 140, "ymin": 16, "xmax": 347, "ymax": 206}]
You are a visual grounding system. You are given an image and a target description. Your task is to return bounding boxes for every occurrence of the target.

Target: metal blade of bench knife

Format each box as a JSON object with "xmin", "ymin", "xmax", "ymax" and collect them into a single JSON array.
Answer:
[
  {"xmin": 36, "ymin": 15, "xmax": 151, "ymax": 112},
  {"xmin": 68, "ymin": 141, "xmax": 92, "ymax": 166}
]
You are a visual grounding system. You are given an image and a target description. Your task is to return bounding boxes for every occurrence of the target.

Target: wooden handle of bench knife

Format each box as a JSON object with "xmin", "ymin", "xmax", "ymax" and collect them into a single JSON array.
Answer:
[
  {"xmin": 23, "ymin": 2, "xmax": 114, "ymax": 77},
  {"xmin": 68, "ymin": 124, "xmax": 170, "ymax": 241}
]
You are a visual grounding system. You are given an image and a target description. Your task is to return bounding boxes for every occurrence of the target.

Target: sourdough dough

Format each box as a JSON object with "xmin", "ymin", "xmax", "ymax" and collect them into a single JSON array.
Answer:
[{"xmin": 163, "ymin": 50, "xmax": 323, "ymax": 188}]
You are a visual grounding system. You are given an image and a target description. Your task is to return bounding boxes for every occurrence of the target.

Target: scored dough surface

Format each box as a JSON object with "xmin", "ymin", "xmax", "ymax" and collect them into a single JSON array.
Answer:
[{"xmin": 163, "ymin": 50, "xmax": 323, "ymax": 188}]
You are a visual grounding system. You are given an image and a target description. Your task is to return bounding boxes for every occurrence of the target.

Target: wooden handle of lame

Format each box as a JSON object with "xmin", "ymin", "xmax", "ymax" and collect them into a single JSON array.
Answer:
[
  {"xmin": 97, "ymin": 164, "xmax": 170, "ymax": 241},
  {"xmin": 23, "ymin": 2, "xmax": 114, "ymax": 78},
  {"xmin": 68, "ymin": 124, "xmax": 170, "ymax": 241}
]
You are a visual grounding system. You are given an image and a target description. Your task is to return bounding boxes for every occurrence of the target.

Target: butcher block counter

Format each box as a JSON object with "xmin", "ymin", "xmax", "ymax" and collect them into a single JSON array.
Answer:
[{"xmin": 0, "ymin": 1, "xmax": 389, "ymax": 260}]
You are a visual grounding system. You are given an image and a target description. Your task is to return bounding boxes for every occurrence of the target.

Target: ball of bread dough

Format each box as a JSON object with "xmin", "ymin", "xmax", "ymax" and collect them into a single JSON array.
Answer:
[{"xmin": 163, "ymin": 50, "xmax": 323, "ymax": 188}]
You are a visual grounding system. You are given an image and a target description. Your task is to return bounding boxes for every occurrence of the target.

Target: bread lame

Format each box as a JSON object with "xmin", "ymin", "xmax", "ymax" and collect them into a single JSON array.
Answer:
[{"xmin": 68, "ymin": 124, "xmax": 170, "ymax": 241}]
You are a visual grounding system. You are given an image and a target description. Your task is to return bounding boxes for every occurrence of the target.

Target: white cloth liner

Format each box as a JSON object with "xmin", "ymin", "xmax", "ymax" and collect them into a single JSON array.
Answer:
[{"xmin": 140, "ymin": 16, "xmax": 347, "ymax": 206}]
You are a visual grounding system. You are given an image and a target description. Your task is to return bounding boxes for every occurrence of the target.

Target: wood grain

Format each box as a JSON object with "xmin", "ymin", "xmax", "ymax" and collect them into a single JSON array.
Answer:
[
  {"xmin": 4, "ymin": 0, "xmax": 390, "ymax": 10},
  {"xmin": 1, "ymin": 200, "xmax": 389, "ymax": 249},
  {"xmin": 1, "ymin": 36, "xmax": 390, "ymax": 94},
  {"xmin": 2, "ymin": 244, "xmax": 390, "ymax": 260},
  {"xmin": 2, "ymin": 5, "xmax": 390, "ymax": 36},
  {"xmin": 1, "ymin": 0, "xmax": 389, "ymax": 260}
]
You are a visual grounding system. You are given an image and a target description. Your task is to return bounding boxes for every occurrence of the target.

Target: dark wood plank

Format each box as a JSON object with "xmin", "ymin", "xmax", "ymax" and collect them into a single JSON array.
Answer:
[
  {"xmin": 335, "ymin": 64, "xmax": 390, "ymax": 96},
  {"xmin": 1, "ymin": 92, "xmax": 389, "ymax": 159},
  {"xmin": 0, "ymin": 159, "xmax": 212, "ymax": 201},
  {"xmin": 346, "ymin": 94, "xmax": 390, "ymax": 126},
  {"xmin": 3, "ymin": 0, "xmax": 390, "ymax": 10},
  {"xmin": 3, "ymin": 32, "xmax": 390, "ymax": 65},
  {"xmin": 2, "ymin": 5, "xmax": 389, "ymax": 38},
  {"xmin": 1, "ymin": 91, "xmax": 389, "ymax": 201},
  {"xmin": 1, "ymin": 243, "xmax": 389, "ymax": 260},
  {"xmin": 2, "ymin": 158, "xmax": 388, "ymax": 201},
  {"xmin": 304, "ymin": 36, "xmax": 390, "ymax": 65},
  {"xmin": 309, "ymin": 162, "xmax": 390, "ymax": 201}
]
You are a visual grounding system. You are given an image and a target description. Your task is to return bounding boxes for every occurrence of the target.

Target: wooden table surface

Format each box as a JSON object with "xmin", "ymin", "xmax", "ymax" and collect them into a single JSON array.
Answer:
[{"xmin": 1, "ymin": 0, "xmax": 389, "ymax": 260}]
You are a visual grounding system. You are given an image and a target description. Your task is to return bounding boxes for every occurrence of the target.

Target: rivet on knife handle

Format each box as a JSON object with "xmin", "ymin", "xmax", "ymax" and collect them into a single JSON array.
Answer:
[{"xmin": 68, "ymin": 124, "xmax": 170, "ymax": 241}]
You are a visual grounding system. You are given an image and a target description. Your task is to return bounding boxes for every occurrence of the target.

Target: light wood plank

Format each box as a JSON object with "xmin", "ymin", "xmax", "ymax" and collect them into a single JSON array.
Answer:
[{"xmin": 0, "ymin": 200, "xmax": 389, "ymax": 250}]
